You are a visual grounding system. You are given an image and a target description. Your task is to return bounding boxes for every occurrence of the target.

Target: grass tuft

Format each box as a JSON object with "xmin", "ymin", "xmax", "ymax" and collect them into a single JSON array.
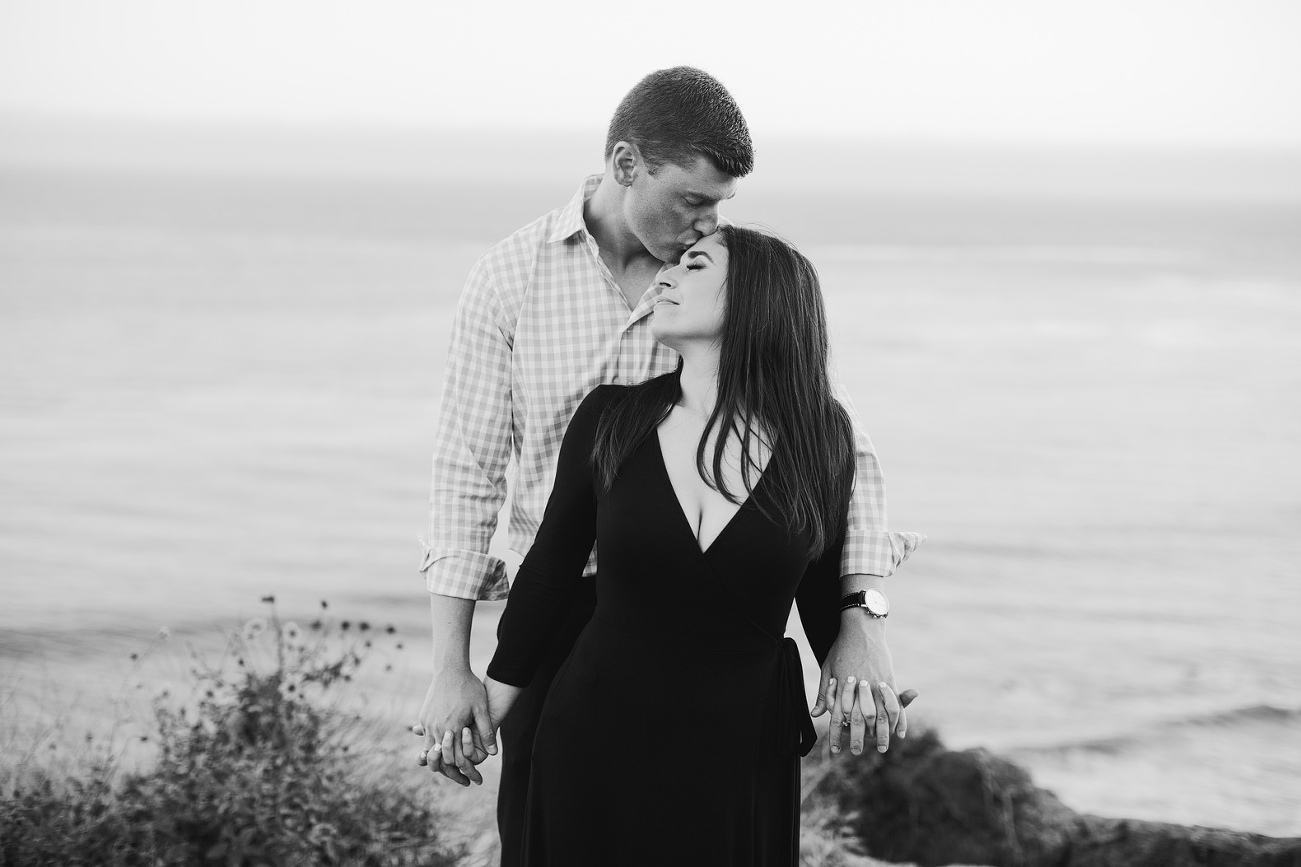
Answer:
[{"xmin": 0, "ymin": 599, "xmax": 459, "ymax": 867}]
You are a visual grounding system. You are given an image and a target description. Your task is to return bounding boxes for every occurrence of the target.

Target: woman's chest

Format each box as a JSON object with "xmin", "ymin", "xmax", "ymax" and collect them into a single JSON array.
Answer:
[{"xmin": 655, "ymin": 413, "xmax": 770, "ymax": 552}]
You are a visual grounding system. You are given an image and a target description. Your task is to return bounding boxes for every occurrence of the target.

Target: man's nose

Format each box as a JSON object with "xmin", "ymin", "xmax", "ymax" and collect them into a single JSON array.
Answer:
[{"xmin": 694, "ymin": 210, "xmax": 719, "ymax": 236}]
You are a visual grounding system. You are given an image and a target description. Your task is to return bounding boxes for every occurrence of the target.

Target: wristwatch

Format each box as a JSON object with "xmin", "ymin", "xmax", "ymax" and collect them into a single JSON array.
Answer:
[{"xmin": 839, "ymin": 588, "xmax": 889, "ymax": 618}]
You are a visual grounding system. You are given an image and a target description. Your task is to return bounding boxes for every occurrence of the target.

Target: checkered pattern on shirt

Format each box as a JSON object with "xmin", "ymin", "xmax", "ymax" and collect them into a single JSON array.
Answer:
[{"xmin": 422, "ymin": 175, "xmax": 920, "ymax": 601}]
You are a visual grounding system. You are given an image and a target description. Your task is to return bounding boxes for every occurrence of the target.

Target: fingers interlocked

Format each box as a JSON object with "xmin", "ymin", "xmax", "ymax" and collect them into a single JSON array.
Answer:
[
  {"xmin": 874, "ymin": 682, "xmax": 902, "ymax": 754},
  {"xmin": 411, "ymin": 722, "xmax": 483, "ymax": 787},
  {"xmin": 413, "ymin": 722, "xmax": 443, "ymax": 779},
  {"xmin": 849, "ymin": 680, "xmax": 869, "ymax": 755},
  {"xmin": 817, "ymin": 680, "xmax": 917, "ymax": 757},
  {"xmin": 823, "ymin": 678, "xmax": 840, "ymax": 754}
]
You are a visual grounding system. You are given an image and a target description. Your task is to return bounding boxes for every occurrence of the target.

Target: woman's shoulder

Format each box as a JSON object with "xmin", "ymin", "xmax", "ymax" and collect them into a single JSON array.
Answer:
[
  {"xmin": 585, "ymin": 371, "xmax": 676, "ymax": 407},
  {"xmin": 581, "ymin": 382, "xmax": 631, "ymax": 409},
  {"xmin": 572, "ymin": 381, "xmax": 635, "ymax": 427},
  {"xmin": 571, "ymin": 372, "xmax": 676, "ymax": 442}
]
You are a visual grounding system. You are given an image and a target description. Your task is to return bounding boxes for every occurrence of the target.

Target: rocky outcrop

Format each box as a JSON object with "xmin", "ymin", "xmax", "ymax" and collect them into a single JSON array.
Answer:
[{"xmin": 812, "ymin": 729, "xmax": 1301, "ymax": 867}]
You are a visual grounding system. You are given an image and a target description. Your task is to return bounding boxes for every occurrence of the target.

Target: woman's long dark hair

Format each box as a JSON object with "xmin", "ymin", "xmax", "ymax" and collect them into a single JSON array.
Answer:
[{"xmin": 591, "ymin": 225, "xmax": 856, "ymax": 557}]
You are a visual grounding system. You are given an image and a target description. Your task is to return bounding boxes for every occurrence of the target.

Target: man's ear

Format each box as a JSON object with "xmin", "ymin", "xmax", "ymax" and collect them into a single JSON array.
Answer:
[{"xmin": 611, "ymin": 141, "xmax": 639, "ymax": 187}]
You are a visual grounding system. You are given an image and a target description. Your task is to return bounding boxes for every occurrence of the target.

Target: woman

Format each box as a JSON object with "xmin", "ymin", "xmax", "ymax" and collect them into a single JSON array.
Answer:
[{"xmin": 480, "ymin": 226, "xmax": 909, "ymax": 865}]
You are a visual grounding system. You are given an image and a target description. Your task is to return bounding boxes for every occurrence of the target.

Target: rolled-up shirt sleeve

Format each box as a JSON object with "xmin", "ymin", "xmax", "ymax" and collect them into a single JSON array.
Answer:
[
  {"xmin": 833, "ymin": 374, "xmax": 925, "ymax": 579},
  {"xmin": 421, "ymin": 257, "xmax": 515, "ymax": 601}
]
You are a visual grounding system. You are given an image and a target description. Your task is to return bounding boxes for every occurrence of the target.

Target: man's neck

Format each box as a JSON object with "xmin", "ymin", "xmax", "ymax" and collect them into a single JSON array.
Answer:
[{"xmin": 584, "ymin": 174, "xmax": 662, "ymax": 275}]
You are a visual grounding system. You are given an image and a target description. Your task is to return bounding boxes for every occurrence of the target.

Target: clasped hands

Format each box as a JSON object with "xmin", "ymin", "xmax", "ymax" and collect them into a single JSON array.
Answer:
[
  {"xmin": 414, "ymin": 628, "xmax": 916, "ymax": 786},
  {"xmin": 413, "ymin": 667, "xmax": 517, "ymax": 787},
  {"xmin": 811, "ymin": 616, "xmax": 918, "ymax": 758}
]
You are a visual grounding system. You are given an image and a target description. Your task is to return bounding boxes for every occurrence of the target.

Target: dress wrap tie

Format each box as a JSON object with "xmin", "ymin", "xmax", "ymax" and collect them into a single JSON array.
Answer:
[{"xmin": 777, "ymin": 637, "xmax": 817, "ymax": 757}]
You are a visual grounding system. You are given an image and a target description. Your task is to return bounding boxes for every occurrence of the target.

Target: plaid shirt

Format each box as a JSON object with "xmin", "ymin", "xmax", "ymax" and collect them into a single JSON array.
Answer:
[{"xmin": 422, "ymin": 176, "xmax": 921, "ymax": 601}]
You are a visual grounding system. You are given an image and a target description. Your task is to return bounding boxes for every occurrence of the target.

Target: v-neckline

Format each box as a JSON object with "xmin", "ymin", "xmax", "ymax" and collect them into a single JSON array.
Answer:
[{"xmin": 651, "ymin": 428, "xmax": 771, "ymax": 557}]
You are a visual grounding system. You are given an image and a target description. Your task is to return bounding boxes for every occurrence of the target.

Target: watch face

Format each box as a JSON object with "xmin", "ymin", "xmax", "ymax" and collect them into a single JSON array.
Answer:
[{"xmin": 864, "ymin": 588, "xmax": 890, "ymax": 616}]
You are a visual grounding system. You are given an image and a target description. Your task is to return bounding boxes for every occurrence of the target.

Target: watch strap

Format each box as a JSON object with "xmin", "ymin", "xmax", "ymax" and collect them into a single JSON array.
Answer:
[
  {"xmin": 838, "ymin": 591, "xmax": 867, "ymax": 612},
  {"xmin": 839, "ymin": 589, "xmax": 888, "ymax": 617}
]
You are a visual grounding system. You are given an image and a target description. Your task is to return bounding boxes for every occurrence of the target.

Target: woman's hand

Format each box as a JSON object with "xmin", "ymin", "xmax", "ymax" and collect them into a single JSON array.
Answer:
[
  {"xmin": 811, "ymin": 612, "xmax": 918, "ymax": 756},
  {"xmin": 484, "ymin": 676, "xmax": 523, "ymax": 731}
]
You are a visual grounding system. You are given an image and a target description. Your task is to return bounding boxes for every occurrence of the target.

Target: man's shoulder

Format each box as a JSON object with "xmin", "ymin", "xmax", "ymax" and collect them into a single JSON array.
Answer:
[
  {"xmin": 473, "ymin": 212, "xmax": 554, "ymax": 275},
  {"xmin": 474, "ymin": 187, "xmax": 584, "ymax": 277}
]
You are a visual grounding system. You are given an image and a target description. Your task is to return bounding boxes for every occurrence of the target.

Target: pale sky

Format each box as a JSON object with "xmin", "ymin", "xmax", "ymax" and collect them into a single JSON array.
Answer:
[{"xmin": 2, "ymin": 0, "xmax": 1300, "ymax": 147}]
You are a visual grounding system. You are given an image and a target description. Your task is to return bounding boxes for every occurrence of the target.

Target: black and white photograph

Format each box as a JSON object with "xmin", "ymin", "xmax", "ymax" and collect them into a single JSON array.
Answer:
[{"xmin": 2, "ymin": 2, "xmax": 1299, "ymax": 865}]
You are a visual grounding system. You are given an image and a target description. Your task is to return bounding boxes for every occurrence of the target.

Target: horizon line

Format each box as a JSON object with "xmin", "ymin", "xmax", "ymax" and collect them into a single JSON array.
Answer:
[
  {"xmin": 4, "ymin": 112, "xmax": 1301, "ymax": 204},
  {"xmin": 4, "ymin": 111, "xmax": 1301, "ymax": 156}
]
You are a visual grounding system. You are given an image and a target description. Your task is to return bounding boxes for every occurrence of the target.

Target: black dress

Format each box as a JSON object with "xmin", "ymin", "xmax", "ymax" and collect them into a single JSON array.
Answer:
[{"xmin": 488, "ymin": 383, "xmax": 845, "ymax": 867}]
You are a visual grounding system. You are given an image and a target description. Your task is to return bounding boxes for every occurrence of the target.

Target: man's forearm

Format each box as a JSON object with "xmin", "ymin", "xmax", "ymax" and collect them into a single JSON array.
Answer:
[
  {"xmin": 429, "ymin": 593, "xmax": 478, "ymax": 672},
  {"xmin": 840, "ymin": 572, "xmax": 885, "ymax": 595}
]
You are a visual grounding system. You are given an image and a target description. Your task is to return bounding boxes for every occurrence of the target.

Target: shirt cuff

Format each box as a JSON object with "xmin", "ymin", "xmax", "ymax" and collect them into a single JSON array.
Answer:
[
  {"xmin": 842, "ymin": 530, "xmax": 926, "ymax": 579},
  {"xmin": 419, "ymin": 540, "xmax": 510, "ymax": 601}
]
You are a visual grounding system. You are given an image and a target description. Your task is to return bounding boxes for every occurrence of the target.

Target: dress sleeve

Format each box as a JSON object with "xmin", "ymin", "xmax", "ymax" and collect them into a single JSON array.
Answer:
[
  {"xmin": 486, "ymin": 386, "xmax": 611, "ymax": 686},
  {"xmin": 794, "ymin": 450, "xmax": 856, "ymax": 666},
  {"xmin": 794, "ymin": 520, "xmax": 847, "ymax": 668}
]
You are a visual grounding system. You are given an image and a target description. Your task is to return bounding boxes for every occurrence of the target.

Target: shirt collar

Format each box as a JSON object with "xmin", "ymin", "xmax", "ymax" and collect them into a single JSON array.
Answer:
[{"xmin": 547, "ymin": 174, "xmax": 603, "ymax": 244}]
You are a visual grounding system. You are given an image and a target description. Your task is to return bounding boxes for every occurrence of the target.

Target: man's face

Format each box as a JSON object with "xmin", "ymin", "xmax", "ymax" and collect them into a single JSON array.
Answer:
[{"xmin": 622, "ymin": 154, "xmax": 737, "ymax": 264}]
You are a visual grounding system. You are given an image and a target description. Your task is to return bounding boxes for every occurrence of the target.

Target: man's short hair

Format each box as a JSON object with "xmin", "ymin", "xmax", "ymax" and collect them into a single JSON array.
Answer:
[{"xmin": 605, "ymin": 67, "xmax": 754, "ymax": 179}]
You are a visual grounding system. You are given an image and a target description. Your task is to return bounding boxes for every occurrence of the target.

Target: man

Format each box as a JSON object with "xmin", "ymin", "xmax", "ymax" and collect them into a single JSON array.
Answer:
[{"xmin": 415, "ymin": 67, "xmax": 920, "ymax": 863}]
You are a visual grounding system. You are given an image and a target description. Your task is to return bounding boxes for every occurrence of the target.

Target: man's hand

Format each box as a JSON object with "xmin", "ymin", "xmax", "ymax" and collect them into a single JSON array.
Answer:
[
  {"xmin": 414, "ymin": 667, "xmax": 496, "ymax": 786},
  {"xmin": 810, "ymin": 612, "xmax": 917, "ymax": 757}
]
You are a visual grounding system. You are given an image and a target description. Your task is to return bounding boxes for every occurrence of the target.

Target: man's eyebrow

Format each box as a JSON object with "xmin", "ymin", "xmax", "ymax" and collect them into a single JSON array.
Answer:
[{"xmin": 685, "ymin": 189, "xmax": 736, "ymax": 202}]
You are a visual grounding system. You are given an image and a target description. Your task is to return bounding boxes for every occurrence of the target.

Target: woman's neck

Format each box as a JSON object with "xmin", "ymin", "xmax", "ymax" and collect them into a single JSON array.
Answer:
[{"xmin": 676, "ymin": 345, "xmax": 720, "ymax": 418}]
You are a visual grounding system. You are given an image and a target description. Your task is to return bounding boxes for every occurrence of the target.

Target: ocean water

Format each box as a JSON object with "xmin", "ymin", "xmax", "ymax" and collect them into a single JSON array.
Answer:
[{"xmin": 1, "ymin": 167, "xmax": 1299, "ymax": 836}]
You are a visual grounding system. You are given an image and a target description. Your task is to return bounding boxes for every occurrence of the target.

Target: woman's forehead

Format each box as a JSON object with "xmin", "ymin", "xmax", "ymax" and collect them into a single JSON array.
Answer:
[{"xmin": 684, "ymin": 233, "xmax": 728, "ymax": 261}]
